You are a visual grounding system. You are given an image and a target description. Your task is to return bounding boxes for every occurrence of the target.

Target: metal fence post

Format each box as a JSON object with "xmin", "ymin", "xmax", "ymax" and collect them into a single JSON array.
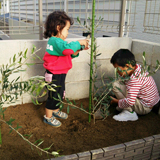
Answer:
[
  {"xmin": 119, "ymin": 0, "xmax": 126, "ymax": 37},
  {"xmin": 3, "ymin": 0, "xmax": 5, "ymax": 27},
  {"xmin": 39, "ymin": 0, "xmax": 43, "ymax": 40},
  {"xmin": 85, "ymin": 0, "xmax": 88, "ymax": 22},
  {"xmin": 34, "ymin": 0, "xmax": 37, "ymax": 25},
  {"xmin": 64, "ymin": 0, "xmax": 67, "ymax": 12}
]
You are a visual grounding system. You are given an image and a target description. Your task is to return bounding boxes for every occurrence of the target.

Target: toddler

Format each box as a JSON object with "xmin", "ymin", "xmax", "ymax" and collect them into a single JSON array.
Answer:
[{"xmin": 43, "ymin": 11, "xmax": 89, "ymax": 127}]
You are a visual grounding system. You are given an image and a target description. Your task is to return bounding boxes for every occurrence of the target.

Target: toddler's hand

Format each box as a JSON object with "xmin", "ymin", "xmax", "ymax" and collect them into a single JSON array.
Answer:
[
  {"xmin": 78, "ymin": 39, "xmax": 89, "ymax": 49},
  {"xmin": 83, "ymin": 46, "xmax": 89, "ymax": 50}
]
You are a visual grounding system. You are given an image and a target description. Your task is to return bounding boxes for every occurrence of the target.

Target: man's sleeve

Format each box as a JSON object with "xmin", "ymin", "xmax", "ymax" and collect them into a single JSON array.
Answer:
[{"xmin": 118, "ymin": 78, "xmax": 141, "ymax": 108}]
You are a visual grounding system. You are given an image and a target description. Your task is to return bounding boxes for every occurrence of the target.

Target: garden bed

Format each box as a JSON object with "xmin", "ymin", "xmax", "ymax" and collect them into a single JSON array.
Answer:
[{"xmin": 1, "ymin": 98, "xmax": 160, "ymax": 160}]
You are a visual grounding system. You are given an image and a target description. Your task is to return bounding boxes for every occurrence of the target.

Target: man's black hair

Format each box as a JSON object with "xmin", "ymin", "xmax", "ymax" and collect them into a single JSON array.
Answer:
[{"xmin": 110, "ymin": 49, "xmax": 136, "ymax": 67}]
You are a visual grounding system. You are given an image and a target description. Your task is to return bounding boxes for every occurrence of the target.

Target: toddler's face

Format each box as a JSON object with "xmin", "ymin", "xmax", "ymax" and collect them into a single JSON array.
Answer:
[{"xmin": 59, "ymin": 21, "xmax": 70, "ymax": 40}]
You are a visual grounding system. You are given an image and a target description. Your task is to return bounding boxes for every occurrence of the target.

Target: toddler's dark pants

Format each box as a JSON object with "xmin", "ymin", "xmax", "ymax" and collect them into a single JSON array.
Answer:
[{"xmin": 45, "ymin": 70, "xmax": 66, "ymax": 110}]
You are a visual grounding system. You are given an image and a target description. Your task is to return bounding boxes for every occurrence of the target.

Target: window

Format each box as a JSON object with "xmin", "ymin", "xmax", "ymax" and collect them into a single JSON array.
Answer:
[{"xmin": 144, "ymin": 0, "xmax": 160, "ymax": 34}]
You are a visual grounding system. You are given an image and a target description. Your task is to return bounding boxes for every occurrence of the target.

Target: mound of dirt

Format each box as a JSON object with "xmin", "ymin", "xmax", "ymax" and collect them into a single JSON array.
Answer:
[{"xmin": 1, "ymin": 98, "xmax": 160, "ymax": 160}]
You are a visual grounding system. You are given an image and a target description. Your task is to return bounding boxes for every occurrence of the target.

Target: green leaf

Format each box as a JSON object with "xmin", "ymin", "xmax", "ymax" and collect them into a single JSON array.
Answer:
[
  {"xmin": 43, "ymin": 143, "xmax": 54, "ymax": 151},
  {"xmin": 77, "ymin": 17, "xmax": 80, "ymax": 23},
  {"xmin": 6, "ymin": 118, "xmax": 15, "ymax": 125},
  {"xmin": 80, "ymin": 103, "xmax": 84, "ymax": 110},
  {"xmin": 147, "ymin": 65, "xmax": 150, "ymax": 72},
  {"xmin": 15, "ymin": 76, "xmax": 20, "ymax": 82},
  {"xmin": 43, "ymin": 147, "xmax": 50, "ymax": 151},
  {"xmin": 18, "ymin": 57, "xmax": 22, "ymax": 63},
  {"xmin": 93, "ymin": 97, "xmax": 98, "ymax": 101},
  {"xmin": 34, "ymin": 139, "xmax": 43, "ymax": 145},
  {"xmin": 13, "ymin": 54, "xmax": 16, "ymax": 63},
  {"xmin": 37, "ymin": 140, "xmax": 44, "ymax": 147},
  {"xmin": 57, "ymin": 93, "xmax": 62, "ymax": 101},
  {"xmin": 59, "ymin": 103, "xmax": 64, "ymax": 110},
  {"xmin": 31, "ymin": 98, "xmax": 37, "ymax": 105},
  {"xmin": 51, "ymin": 151, "xmax": 59, "ymax": 156},
  {"xmin": 52, "ymin": 96, "xmax": 59, "ymax": 101},
  {"xmin": 9, "ymin": 128, "xmax": 13, "ymax": 134},
  {"xmin": 36, "ymin": 99, "xmax": 42, "ymax": 105},
  {"xmin": 32, "ymin": 45, "xmax": 36, "ymax": 54},
  {"xmin": 37, "ymin": 149, "xmax": 42, "ymax": 156},
  {"xmin": 66, "ymin": 98, "xmax": 69, "ymax": 103},
  {"xmin": 30, "ymin": 145, "xmax": 34, "ymax": 150},
  {"xmin": 31, "ymin": 85, "xmax": 36, "ymax": 93},
  {"xmin": 96, "ymin": 53, "xmax": 102, "ymax": 57},
  {"xmin": 115, "ymin": 86, "xmax": 122, "ymax": 93},
  {"xmin": 18, "ymin": 51, "xmax": 22, "ymax": 56},
  {"xmin": 56, "ymin": 102, "xmax": 61, "ymax": 107},
  {"xmin": 143, "ymin": 51, "xmax": 145, "ymax": 58},
  {"xmin": 26, "ymin": 63, "xmax": 35, "ymax": 66},
  {"xmin": 156, "ymin": 60, "xmax": 160, "ymax": 68},
  {"xmin": 9, "ymin": 57, "xmax": 11, "ymax": 64},
  {"xmin": 34, "ymin": 54, "xmax": 43, "ymax": 61},
  {"xmin": 47, "ymin": 85, "xmax": 56, "ymax": 92},
  {"xmin": 15, "ymin": 123, "xmax": 22, "ymax": 130},
  {"xmin": 38, "ymin": 90, "xmax": 47, "ymax": 97},
  {"xmin": 36, "ymin": 86, "xmax": 42, "ymax": 96},
  {"xmin": 2, "ymin": 108, "xmax": 7, "ymax": 117},
  {"xmin": 23, "ymin": 49, "xmax": 28, "ymax": 58},
  {"xmin": 67, "ymin": 106, "xmax": 70, "ymax": 113},
  {"xmin": 23, "ymin": 134, "xmax": 33, "ymax": 139},
  {"xmin": 13, "ymin": 69, "xmax": 26, "ymax": 73},
  {"xmin": 73, "ymin": 100, "xmax": 76, "ymax": 105}
]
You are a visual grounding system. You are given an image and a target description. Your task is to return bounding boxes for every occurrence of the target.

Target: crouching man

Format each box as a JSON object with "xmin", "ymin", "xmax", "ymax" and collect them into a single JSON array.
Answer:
[{"xmin": 110, "ymin": 49, "xmax": 160, "ymax": 121}]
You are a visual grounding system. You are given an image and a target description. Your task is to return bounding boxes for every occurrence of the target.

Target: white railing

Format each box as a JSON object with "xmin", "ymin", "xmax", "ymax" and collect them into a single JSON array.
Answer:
[
  {"xmin": 0, "ymin": 0, "xmax": 138, "ymax": 40},
  {"xmin": 0, "ymin": 0, "xmax": 160, "ymax": 41}
]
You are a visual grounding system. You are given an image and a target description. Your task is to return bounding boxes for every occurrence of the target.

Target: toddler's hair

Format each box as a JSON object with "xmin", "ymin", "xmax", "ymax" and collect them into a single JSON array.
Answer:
[
  {"xmin": 110, "ymin": 49, "xmax": 136, "ymax": 67},
  {"xmin": 44, "ymin": 11, "xmax": 73, "ymax": 39}
]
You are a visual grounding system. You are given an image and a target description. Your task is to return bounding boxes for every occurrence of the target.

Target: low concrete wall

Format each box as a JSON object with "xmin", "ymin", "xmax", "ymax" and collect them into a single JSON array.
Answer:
[
  {"xmin": 49, "ymin": 134, "xmax": 160, "ymax": 160},
  {"xmin": 1, "ymin": 38, "xmax": 160, "ymax": 107},
  {"xmin": 0, "ymin": 37, "xmax": 132, "ymax": 107},
  {"xmin": 132, "ymin": 39, "xmax": 160, "ymax": 92}
]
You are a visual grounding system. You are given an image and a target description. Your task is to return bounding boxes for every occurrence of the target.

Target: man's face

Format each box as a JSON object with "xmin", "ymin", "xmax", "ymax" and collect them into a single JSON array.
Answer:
[{"xmin": 113, "ymin": 63, "xmax": 130, "ymax": 77}]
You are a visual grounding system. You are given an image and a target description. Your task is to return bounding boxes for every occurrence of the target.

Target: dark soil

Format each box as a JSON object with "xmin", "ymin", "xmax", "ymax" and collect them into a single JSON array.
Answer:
[{"xmin": 0, "ymin": 98, "xmax": 160, "ymax": 160}]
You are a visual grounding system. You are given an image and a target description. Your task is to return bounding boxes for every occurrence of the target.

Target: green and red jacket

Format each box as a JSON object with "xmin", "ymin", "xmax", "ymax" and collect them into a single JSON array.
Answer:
[{"xmin": 43, "ymin": 37, "xmax": 81, "ymax": 74}]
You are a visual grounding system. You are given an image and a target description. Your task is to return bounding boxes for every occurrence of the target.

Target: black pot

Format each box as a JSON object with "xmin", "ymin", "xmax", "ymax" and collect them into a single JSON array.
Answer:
[{"xmin": 82, "ymin": 32, "xmax": 91, "ymax": 37}]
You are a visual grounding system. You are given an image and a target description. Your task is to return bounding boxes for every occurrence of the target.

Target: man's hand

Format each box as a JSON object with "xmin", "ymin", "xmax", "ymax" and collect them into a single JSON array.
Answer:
[{"xmin": 110, "ymin": 96, "xmax": 119, "ymax": 104}]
